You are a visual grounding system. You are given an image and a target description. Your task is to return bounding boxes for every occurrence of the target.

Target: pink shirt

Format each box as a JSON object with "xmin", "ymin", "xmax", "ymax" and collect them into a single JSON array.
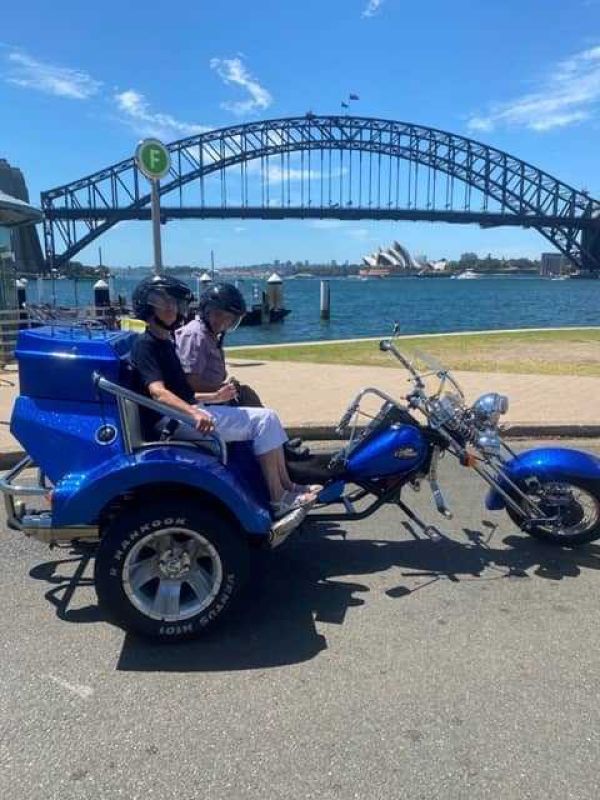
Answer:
[{"xmin": 175, "ymin": 317, "xmax": 226, "ymax": 390}]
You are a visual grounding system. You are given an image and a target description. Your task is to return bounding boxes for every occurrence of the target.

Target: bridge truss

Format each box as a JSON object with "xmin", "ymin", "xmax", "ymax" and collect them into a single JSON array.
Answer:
[{"xmin": 41, "ymin": 115, "xmax": 600, "ymax": 272}]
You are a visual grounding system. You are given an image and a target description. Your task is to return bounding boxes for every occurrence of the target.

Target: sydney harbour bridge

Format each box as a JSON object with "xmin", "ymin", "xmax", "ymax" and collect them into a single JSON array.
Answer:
[{"xmin": 40, "ymin": 115, "xmax": 600, "ymax": 274}]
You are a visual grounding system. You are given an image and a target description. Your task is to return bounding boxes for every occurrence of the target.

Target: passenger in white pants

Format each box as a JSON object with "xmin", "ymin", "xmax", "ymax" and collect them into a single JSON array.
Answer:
[{"xmin": 130, "ymin": 275, "xmax": 320, "ymax": 519}]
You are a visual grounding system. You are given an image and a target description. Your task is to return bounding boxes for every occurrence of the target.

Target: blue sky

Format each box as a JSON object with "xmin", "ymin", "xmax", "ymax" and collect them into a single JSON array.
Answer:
[{"xmin": 2, "ymin": 0, "xmax": 600, "ymax": 268}]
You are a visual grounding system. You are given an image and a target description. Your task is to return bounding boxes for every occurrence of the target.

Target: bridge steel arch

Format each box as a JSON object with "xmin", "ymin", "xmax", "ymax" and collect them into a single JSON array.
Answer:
[{"xmin": 41, "ymin": 115, "xmax": 600, "ymax": 272}]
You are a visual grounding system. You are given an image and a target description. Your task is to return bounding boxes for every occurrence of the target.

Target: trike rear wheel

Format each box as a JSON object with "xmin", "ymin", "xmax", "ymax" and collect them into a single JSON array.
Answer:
[{"xmin": 95, "ymin": 501, "xmax": 248, "ymax": 641}]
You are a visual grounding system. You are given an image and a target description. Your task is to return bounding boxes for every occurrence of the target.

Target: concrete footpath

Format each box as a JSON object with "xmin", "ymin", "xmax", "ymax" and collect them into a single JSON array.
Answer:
[
  {"xmin": 1, "ymin": 359, "xmax": 598, "ymax": 464},
  {"xmin": 227, "ymin": 358, "xmax": 600, "ymax": 437}
]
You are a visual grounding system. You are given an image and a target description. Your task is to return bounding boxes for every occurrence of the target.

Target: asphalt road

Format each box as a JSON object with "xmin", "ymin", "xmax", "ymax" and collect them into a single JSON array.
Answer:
[{"xmin": 1, "ymin": 440, "xmax": 600, "ymax": 800}]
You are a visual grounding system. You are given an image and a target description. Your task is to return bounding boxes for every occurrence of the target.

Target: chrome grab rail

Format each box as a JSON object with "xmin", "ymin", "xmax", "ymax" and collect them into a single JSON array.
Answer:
[
  {"xmin": 0, "ymin": 456, "xmax": 47, "ymax": 498},
  {"xmin": 0, "ymin": 456, "xmax": 48, "ymax": 532},
  {"xmin": 93, "ymin": 372, "xmax": 227, "ymax": 465}
]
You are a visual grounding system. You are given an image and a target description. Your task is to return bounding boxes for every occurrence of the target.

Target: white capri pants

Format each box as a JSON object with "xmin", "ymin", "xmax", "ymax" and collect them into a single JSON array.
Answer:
[
  {"xmin": 201, "ymin": 404, "xmax": 288, "ymax": 455},
  {"xmin": 157, "ymin": 405, "xmax": 288, "ymax": 456}
]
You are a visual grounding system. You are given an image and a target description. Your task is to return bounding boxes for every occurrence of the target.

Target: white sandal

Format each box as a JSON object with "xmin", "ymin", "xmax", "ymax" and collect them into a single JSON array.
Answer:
[
  {"xmin": 271, "ymin": 489, "xmax": 317, "ymax": 519},
  {"xmin": 293, "ymin": 482, "xmax": 323, "ymax": 496}
]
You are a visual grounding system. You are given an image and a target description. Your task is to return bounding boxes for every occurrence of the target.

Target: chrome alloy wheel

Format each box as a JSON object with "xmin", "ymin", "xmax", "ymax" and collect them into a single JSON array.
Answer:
[
  {"xmin": 536, "ymin": 483, "xmax": 600, "ymax": 538},
  {"xmin": 122, "ymin": 527, "xmax": 224, "ymax": 622}
]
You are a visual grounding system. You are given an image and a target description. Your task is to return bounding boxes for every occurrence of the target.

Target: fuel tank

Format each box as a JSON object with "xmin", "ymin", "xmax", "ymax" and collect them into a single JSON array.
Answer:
[{"xmin": 345, "ymin": 423, "xmax": 428, "ymax": 479}]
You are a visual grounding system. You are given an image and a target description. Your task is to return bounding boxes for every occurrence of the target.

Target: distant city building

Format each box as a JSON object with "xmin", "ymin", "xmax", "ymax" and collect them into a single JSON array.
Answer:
[
  {"xmin": 0, "ymin": 160, "xmax": 44, "ymax": 275},
  {"xmin": 429, "ymin": 259, "xmax": 448, "ymax": 272},
  {"xmin": 361, "ymin": 240, "xmax": 427, "ymax": 276},
  {"xmin": 0, "ymin": 187, "xmax": 42, "ymax": 309},
  {"xmin": 540, "ymin": 252, "xmax": 571, "ymax": 276}
]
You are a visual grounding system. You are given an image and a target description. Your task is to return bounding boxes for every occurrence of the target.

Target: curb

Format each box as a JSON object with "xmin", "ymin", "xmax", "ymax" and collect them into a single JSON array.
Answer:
[
  {"xmin": 1, "ymin": 423, "xmax": 598, "ymax": 471},
  {"xmin": 285, "ymin": 422, "xmax": 600, "ymax": 441}
]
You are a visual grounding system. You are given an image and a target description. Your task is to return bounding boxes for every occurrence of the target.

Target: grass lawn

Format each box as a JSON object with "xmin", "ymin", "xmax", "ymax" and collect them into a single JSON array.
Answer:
[{"xmin": 227, "ymin": 328, "xmax": 600, "ymax": 377}]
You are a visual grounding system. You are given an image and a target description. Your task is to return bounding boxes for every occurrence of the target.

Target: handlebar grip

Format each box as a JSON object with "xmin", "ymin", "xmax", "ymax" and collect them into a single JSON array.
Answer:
[{"xmin": 337, "ymin": 403, "xmax": 358, "ymax": 432}]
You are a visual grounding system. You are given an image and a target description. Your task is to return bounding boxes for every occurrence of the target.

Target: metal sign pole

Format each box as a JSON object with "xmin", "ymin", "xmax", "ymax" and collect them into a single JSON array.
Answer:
[
  {"xmin": 135, "ymin": 139, "xmax": 170, "ymax": 277},
  {"xmin": 151, "ymin": 179, "xmax": 163, "ymax": 275}
]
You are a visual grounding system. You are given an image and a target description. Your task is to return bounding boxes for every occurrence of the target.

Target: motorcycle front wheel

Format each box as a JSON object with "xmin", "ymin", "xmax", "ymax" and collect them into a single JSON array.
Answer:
[{"xmin": 507, "ymin": 477, "xmax": 600, "ymax": 546}]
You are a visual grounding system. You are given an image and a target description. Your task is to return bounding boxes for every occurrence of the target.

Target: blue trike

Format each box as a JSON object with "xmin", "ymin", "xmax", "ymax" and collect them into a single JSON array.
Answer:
[{"xmin": 2, "ymin": 323, "xmax": 599, "ymax": 641}]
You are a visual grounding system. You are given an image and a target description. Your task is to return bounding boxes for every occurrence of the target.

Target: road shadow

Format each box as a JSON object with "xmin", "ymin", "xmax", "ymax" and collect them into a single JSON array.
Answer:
[
  {"xmin": 28, "ymin": 521, "xmax": 600, "ymax": 672},
  {"xmin": 29, "ymin": 545, "xmax": 106, "ymax": 625},
  {"xmin": 226, "ymin": 361, "xmax": 266, "ymax": 368}
]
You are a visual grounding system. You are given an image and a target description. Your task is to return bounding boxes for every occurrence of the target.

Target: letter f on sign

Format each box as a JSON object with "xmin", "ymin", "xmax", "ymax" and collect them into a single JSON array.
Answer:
[{"xmin": 150, "ymin": 148, "xmax": 161, "ymax": 171}]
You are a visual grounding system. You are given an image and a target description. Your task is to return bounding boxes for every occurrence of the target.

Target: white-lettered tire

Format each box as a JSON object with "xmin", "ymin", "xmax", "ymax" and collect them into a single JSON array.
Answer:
[{"xmin": 94, "ymin": 502, "xmax": 249, "ymax": 641}]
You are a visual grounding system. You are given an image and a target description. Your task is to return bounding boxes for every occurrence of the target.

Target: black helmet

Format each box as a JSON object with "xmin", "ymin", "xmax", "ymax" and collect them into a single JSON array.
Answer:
[
  {"xmin": 199, "ymin": 282, "xmax": 246, "ymax": 331},
  {"xmin": 132, "ymin": 275, "xmax": 193, "ymax": 323}
]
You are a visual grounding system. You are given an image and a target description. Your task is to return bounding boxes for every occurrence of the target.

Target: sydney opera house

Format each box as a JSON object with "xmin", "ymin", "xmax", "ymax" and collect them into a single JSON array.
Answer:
[{"xmin": 360, "ymin": 241, "xmax": 447, "ymax": 277}]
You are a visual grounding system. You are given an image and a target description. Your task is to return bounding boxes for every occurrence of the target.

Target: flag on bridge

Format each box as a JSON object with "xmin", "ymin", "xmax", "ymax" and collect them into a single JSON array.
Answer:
[
  {"xmin": 349, "ymin": 93, "xmax": 360, "ymax": 100},
  {"xmin": 341, "ymin": 101, "xmax": 349, "ymax": 109}
]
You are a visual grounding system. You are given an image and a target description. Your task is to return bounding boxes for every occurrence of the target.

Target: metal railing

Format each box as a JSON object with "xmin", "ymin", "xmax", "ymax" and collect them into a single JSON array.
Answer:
[{"xmin": 0, "ymin": 305, "xmax": 122, "ymax": 365}]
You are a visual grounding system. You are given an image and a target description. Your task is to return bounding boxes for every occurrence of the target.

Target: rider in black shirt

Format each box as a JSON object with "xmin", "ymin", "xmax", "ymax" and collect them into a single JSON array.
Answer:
[
  {"xmin": 132, "ymin": 330, "xmax": 197, "ymax": 438},
  {"xmin": 129, "ymin": 275, "xmax": 319, "ymax": 519}
]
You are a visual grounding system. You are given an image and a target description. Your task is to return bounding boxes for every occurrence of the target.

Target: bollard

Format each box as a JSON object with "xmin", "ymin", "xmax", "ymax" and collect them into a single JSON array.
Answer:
[
  {"xmin": 320, "ymin": 280, "xmax": 330, "ymax": 320},
  {"xmin": 260, "ymin": 291, "xmax": 269, "ymax": 324},
  {"xmin": 93, "ymin": 279, "xmax": 110, "ymax": 319},
  {"xmin": 16, "ymin": 279, "xmax": 27, "ymax": 309},
  {"xmin": 15, "ymin": 279, "xmax": 28, "ymax": 330},
  {"xmin": 266, "ymin": 272, "xmax": 283, "ymax": 311}
]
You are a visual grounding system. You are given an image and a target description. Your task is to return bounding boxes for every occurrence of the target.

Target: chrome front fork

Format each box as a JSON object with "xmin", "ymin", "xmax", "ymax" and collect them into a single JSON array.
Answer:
[{"xmin": 428, "ymin": 447, "xmax": 453, "ymax": 519}]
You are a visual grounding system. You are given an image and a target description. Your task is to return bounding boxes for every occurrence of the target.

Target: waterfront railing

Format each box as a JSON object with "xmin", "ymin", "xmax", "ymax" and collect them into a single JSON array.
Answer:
[{"xmin": 0, "ymin": 306, "xmax": 119, "ymax": 365}]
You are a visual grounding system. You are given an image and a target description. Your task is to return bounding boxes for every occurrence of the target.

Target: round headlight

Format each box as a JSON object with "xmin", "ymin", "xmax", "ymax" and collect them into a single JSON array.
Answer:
[
  {"xmin": 472, "ymin": 393, "xmax": 509, "ymax": 426},
  {"xmin": 476, "ymin": 428, "xmax": 502, "ymax": 455}
]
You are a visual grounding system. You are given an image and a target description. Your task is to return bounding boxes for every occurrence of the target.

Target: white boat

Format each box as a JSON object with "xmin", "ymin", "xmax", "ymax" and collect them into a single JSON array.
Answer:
[{"xmin": 455, "ymin": 269, "xmax": 479, "ymax": 280}]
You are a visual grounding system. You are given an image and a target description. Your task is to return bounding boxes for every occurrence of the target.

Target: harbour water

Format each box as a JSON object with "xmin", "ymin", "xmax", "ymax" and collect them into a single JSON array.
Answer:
[{"xmin": 39, "ymin": 274, "xmax": 599, "ymax": 346}]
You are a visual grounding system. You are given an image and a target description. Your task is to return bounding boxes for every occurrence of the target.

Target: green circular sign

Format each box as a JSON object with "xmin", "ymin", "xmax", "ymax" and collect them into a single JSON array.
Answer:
[{"xmin": 135, "ymin": 138, "xmax": 171, "ymax": 180}]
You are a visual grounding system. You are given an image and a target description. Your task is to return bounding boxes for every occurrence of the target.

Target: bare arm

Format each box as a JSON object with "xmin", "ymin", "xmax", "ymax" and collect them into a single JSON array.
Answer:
[
  {"xmin": 184, "ymin": 372, "xmax": 238, "ymax": 404},
  {"xmin": 147, "ymin": 380, "xmax": 215, "ymax": 432}
]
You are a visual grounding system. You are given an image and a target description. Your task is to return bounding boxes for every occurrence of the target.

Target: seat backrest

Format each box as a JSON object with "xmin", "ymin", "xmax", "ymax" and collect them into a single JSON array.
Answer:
[
  {"xmin": 118, "ymin": 354, "xmax": 222, "ymax": 458},
  {"xmin": 121, "ymin": 397, "xmax": 145, "ymax": 449},
  {"xmin": 120, "ymin": 392, "xmax": 221, "ymax": 458}
]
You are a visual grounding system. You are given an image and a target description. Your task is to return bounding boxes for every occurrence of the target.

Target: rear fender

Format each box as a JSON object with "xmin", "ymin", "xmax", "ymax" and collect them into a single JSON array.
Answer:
[
  {"xmin": 485, "ymin": 447, "xmax": 600, "ymax": 511},
  {"xmin": 51, "ymin": 445, "xmax": 272, "ymax": 534}
]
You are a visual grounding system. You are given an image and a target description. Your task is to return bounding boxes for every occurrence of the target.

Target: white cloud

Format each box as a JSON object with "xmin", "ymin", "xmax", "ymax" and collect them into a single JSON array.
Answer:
[
  {"xmin": 210, "ymin": 56, "xmax": 272, "ymax": 115},
  {"xmin": 244, "ymin": 159, "xmax": 347, "ymax": 184},
  {"xmin": 467, "ymin": 44, "xmax": 600, "ymax": 133},
  {"xmin": 348, "ymin": 227, "xmax": 371, "ymax": 239},
  {"xmin": 4, "ymin": 50, "xmax": 101, "ymax": 99},
  {"xmin": 362, "ymin": 0, "xmax": 384, "ymax": 17},
  {"xmin": 310, "ymin": 220, "xmax": 346, "ymax": 229},
  {"xmin": 266, "ymin": 165, "xmax": 321, "ymax": 183},
  {"xmin": 114, "ymin": 89, "xmax": 208, "ymax": 140}
]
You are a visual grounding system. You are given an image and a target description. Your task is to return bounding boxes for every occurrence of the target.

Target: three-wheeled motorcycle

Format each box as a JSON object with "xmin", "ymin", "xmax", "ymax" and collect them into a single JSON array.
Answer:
[{"xmin": 2, "ymin": 323, "xmax": 599, "ymax": 641}]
